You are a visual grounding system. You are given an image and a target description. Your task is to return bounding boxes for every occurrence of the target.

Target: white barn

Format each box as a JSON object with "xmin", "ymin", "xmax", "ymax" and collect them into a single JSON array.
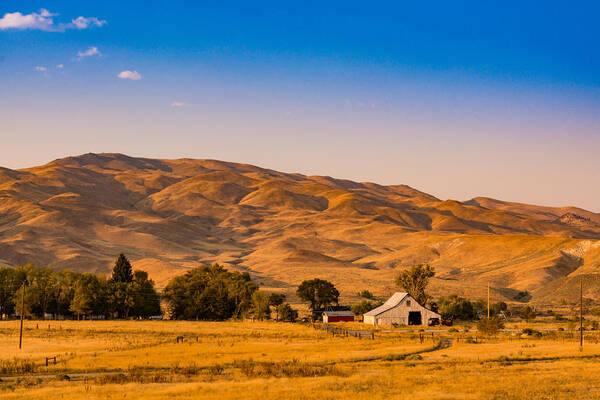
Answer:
[{"xmin": 363, "ymin": 292, "xmax": 441, "ymax": 326}]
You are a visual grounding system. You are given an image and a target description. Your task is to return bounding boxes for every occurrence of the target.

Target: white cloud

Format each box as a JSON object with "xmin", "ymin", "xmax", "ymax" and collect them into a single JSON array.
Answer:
[
  {"xmin": 34, "ymin": 66, "xmax": 47, "ymax": 72},
  {"xmin": 56, "ymin": 64, "xmax": 64, "ymax": 69},
  {"xmin": 118, "ymin": 70, "xmax": 142, "ymax": 80},
  {"xmin": 170, "ymin": 102, "xmax": 187, "ymax": 107},
  {"xmin": 77, "ymin": 46, "xmax": 100, "ymax": 59},
  {"xmin": 71, "ymin": 16, "xmax": 106, "ymax": 29},
  {"xmin": 0, "ymin": 9, "xmax": 106, "ymax": 31},
  {"xmin": 0, "ymin": 9, "xmax": 55, "ymax": 30}
]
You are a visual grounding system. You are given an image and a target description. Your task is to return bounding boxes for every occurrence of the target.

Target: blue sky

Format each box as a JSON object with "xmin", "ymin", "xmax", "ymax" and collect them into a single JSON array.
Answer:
[{"xmin": 1, "ymin": 1, "xmax": 599, "ymax": 211}]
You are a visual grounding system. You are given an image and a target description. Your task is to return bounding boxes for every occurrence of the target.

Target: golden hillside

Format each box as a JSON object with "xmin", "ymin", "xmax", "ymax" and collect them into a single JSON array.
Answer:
[{"xmin": 1, "ymin": 153, "xmax": 599, "ymax": 304}]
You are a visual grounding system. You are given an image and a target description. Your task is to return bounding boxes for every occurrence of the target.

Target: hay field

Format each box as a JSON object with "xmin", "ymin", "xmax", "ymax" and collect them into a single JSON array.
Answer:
[{"xmin": 1, "ymin": 320, "xmax": 600, "ymax": 399}]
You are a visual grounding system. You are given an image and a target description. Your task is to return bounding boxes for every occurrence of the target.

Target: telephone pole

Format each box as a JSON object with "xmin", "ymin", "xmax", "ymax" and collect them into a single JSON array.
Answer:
[
  {"xmin": 487, "ymin": 282, "xmax": 490, "ymax": 319},
  {"xmin": 580, "ymin": 278, "xmax": 583, "ymax": 350},
  {"xmin": 19, "ymin": 282, "xmax": 26, "ymax": 349}
]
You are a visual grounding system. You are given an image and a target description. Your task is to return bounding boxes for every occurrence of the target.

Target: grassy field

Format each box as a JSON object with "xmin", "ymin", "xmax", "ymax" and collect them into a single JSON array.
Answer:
[{"xmin": 1, "ymin": 320, "xmax": 600, "ymax": 399}]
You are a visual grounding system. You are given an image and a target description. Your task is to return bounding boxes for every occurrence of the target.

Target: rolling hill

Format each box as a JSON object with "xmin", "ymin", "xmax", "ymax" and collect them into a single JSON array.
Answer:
[{"xmin": 1, "ymin": 153, "xmax": 599, "ymax": 305}]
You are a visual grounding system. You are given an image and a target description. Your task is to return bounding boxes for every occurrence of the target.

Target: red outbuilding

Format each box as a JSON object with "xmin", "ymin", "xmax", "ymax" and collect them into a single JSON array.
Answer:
[{"xmin": 322, "ymin": 310, "xmax": 355, "ymax": 323}]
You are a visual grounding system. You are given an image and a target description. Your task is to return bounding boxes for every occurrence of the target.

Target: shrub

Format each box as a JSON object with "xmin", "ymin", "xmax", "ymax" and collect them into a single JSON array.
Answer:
[
  {"xmin": 358, "ymin": 290, "xmax": 374, "ymax": 299},
  {"xmin": 520, "ymin": 306, "xmax": 536, "ymax": 322},
  {"xmin": 277, "ymin": 303, "xmax": 298, "ymax": 322},
  {"xmin": 383, "ymin": 354, "xmax": 407, "ymax": 361},
  {"xmin": 521, "ymin": 328, "xmax": 542, "ymax": 337},
  {"xmin": 477, "ymin": 317, "xmax": 504, "ymax": 336}
]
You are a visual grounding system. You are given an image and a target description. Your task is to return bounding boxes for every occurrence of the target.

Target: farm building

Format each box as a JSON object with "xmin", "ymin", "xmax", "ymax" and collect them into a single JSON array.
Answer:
[
  {"xmin": 363, "ymin": 292, "xmax": 440, "ymax": 326},
  {"xmin": 322, "ymin": 310, "xmax": 355, "ymax": 323}
]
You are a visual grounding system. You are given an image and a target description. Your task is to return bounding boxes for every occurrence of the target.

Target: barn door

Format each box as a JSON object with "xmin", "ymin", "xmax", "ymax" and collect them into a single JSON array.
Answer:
[{"xmin": 408, "ymin": 311, "xmax": 422, "ymax": 325}]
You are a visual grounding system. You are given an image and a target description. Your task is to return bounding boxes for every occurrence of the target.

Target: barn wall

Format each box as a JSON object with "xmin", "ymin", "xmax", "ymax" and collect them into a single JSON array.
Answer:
[{"xmin": 366, "ymin": 296, "xmax": 440, "ymax": 326}]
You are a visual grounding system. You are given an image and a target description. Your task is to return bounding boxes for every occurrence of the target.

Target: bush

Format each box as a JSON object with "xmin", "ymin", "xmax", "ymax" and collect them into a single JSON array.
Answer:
[
  {"xmin": 521, "ymin": 328, "xmax": 542, "ymax": 337},
  {"xmin": 477, "ymin": 317, "xmax": 504, "ymax": 336},
  {"xmin": 520, "ymin": 306, "xmax": 536, "ymax": 322},
  {"xmin": 358, "ymin": 290, "xmax": 374, "ymax": 299},
  {"xmin": 277, "ymin": 303, "xmax": 298, "ymax": 322}
]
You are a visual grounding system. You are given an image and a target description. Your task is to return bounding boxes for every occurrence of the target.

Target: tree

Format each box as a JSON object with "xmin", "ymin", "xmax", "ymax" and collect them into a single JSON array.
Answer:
[
  {"xmin": 131, "ymin": 270, "xmax": 161, "ymax": 318},
  {"xmin": 296, "ymin": 279, "xmax": 339, "ymax": 311},
  {"xmin": 438, "ymin": 295, "xmax": 475, "ymax": 320},
  {"xmin": 351, "ymin": 300, "xmax": 381, "ymax": 316},
  {"xmin": 269, "ymin": 293, "xmax": 286, "ymax": 320},
  {"xmin": 491, "ymin": 301, "xmax": 508, "ymax": 316},
  {"xmin": 111, "ymin": 254, "xmax": 133, "ymax": 283},
  {"xmin": 277, "ymin": 303, "xmax": 298, "ymax": 322},
  {"xmin": 70, "ymin": 273, "xmax": 106, "ymax": 319},
  {"xmin": 53, "ymin": 270, "xmax": 80, "ymax": 318},
  {"xmin": 162, "ymin": 264, "xmax": 258, "ymax": 320},
  {"xmin": 0, "ymin": 267, "xmax": 18, "ymax": 319},
  {"xmin": 26, "ymin": 266, "xmax": 59, "ymax": 317},
  {"xmin": 477, "ymin": 317, "xmax": 504, "ymax": 336},
  {"xmin": 520, "ymin": 306, "xmax": 536, "ymax": 322},
  {"xmin": 395, "ymin": 264, "xmax": 435, "ymax": 305},
  {"xmin": 251, "ymin": 291, "xmax": 271, "ymax": 320},
  {"xmin": 358, "ymin": 290, "xmax": 374, "ymax": 299},
  {"xmin": 107, "ymin": 280, "xmax": 136, "ymax": 319}
]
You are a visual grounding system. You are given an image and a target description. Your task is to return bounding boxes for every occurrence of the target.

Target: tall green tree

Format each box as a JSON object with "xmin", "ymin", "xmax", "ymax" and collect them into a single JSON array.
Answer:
[
  {"xmin": 0, "ymin": 267, "xmax": 18, "ymax": 319},
  {"xmin": 131, "ymin": 270, "xmax": 161, "ymax": 318},
  {"xmin": 162, "ymin": 264, "xmax": 258, "ymax": 320},
  {"xmin": 296, "ymin": 279, "xmax": 339, "ymax": 311},
  {"xmin": 269, "ymin": 293, "xmax": 286, "ymax": 320},
  {"xmin": 53, "ymin": 270, "xmax": 80, "ymax": 318},
  {"xmin": 395, "ymin": 264, "xmax": 435, "ymax": 305},
  {"xmin": 111, "ymin": 254, "xmax": 134, "ymax": 283},
  {"xmin": 107, "ymin": 280, "xmax": 135, "ymax": 319},
  {"xmin": 251, "ymin": 291, "xmax": 271, "ymax": 320},
  {"xmin": 70, "ymin": 273, "xmax": 106, "ymax": 319}
]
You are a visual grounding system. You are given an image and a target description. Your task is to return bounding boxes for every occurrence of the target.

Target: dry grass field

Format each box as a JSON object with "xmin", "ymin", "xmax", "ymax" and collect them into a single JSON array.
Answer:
[{"xmin": 1, "ymin": 320, "xmax": 600, "ymax": 399}]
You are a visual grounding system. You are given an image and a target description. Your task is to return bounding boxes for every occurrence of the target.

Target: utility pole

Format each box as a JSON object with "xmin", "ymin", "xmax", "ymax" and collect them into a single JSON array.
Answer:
[
  {"xmin": 487, "ymin": 282, "xmax": 490, "ymax": 319},
  {"xmin": 19, "ymin": 282, "xmax": 26, "ymax": 349},
  {"xmin": 580, "ymin": 278, "xmax": 583, "ymax": 350}
]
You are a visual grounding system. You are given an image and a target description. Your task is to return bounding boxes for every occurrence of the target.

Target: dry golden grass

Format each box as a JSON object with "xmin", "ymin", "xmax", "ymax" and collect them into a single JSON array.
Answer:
[{"xmin": 1, "ymin": 320, "xmax": 600, "ymax": 399}]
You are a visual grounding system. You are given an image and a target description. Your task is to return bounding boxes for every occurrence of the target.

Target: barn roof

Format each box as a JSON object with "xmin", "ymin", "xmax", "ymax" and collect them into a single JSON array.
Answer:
[
  {"xmin": 363, "ymin": 292, "xmax": 409, "ymax": 316},
  {"xmin": 323, "ymin": 311, "xmax": 355, "ymax": 316}
]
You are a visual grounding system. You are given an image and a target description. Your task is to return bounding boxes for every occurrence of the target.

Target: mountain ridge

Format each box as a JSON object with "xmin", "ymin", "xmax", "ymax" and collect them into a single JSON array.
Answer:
[{"xmin": 1, "ymin": 153, "xmax": 599, "ymax": 304}]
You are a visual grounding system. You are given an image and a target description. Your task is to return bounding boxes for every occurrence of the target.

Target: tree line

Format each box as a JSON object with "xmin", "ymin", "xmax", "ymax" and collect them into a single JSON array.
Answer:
[
  {"xmin": 0, "ymin": 254, "xmax": 161, "ymax": 320},
  {"xmin": 0, "ymin": 256, "xmax": 545, "ymax": 324},
  {"xmin": 0, "ymin": 255, "xmax": 299, "ymax": 322}
]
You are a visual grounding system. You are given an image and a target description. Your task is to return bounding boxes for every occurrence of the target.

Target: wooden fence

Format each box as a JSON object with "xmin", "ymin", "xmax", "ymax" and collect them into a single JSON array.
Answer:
[{"xmin": 311, "ymin": 323, "xmax": 375, "ymax": 339}]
